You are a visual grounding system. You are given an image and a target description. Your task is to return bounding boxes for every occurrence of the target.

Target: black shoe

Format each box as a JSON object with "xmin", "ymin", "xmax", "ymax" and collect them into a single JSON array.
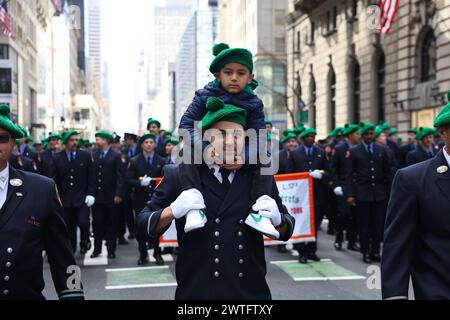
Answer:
[
  {"xmin": 307, "ymin": 253, "xmax": 321, "ymax": 262},
  {"xmin": 298, "ymin": 254, "xmax": 308, "ymax": 264},
  {"xmin": 137, "ymin": 256, "xmax": 149, "ymax": 266},
  {"xmin": 334, "ymin": 242, "xmax": 342, "ymax": 251},
  {"xmin": 108, "ymin": 253, "xmax": 116, "ymax": 259},
  {"xmin": 363, "ymin": 254, "xmax": 372, "ymax": 264},
  {"xmin": 370, "ymin": 253, "xmax": 381, "ymax": 262},
  {"xmin": 347, "ymin": 242, "xmax": 360, "ymax": 251},
  {"xmin": 277, "ymin": 245, "xmax": 287, "ymax": 253},
  {"xmin": 153, "ymin": 254, "xmax": 164, "ymax": 265},
  {"xmin": 128, "ymin": 233, "xmax": 136, "ymax": 240},
  {"xmin": 90, "ymin": 252, "xmax": 100, "ymax": 258},
  {"xmin": 118, "ymin": 237, "xmax": 129, "ymax": 245}
]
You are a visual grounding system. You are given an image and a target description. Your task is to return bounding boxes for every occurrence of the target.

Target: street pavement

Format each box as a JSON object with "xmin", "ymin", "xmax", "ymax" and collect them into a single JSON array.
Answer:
[{"xmin": 43, "ymin": 220, "xmax": 385, "ymax": 300}]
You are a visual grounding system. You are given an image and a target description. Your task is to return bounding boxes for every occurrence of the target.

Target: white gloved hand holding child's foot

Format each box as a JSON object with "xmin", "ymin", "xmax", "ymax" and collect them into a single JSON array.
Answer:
[
  {"xmin": 251, "ymin": 195, "xmax": 282, "ymax": 227},
  {"xmin": 170, "ymin": 188, "xmax": 205, "ymax": 219}
]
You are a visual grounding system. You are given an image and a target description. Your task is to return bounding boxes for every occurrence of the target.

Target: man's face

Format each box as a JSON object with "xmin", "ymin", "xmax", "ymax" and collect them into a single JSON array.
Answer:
[
  {"xmin": 66, "ymin": 135, "xmax": 78, "ymax": 151},
  {"xmin": 407, "ymin": 132, "xmax": 416, "ymax": 144},
  {"xmin": 376, "ymin": 132, "xmax": 387, "ymax": 145},
  {"xmin": 96, "ymin": 137, "xmax": 108, "ymax": 150},
  {"xmin": 421, "ymin": 134, "xmax": 434, "ymax": 149},
  {"xmin": 303, "ymin": 134, "xmax": 316, "ymax": 147},
  {"xmin": 363, "ymin": 130, "xmax": 375, "ymax": 144},
  {"xmin": 215, "ymin": 63, "xmax": 254, "ymax": 94},
  {"xmin": 125, "ymin": 138, "xmax": 135, "ymax": 147},
  {"xmin": 207, "ymin": 121, "xmax": 245, "ymax": 164},
  {"xmin": 265, "ymin": 124, "xmax": 272, "ymax": 133},
  {"xmin": 0, "ymin": 128, "xmax": 14, "ymax": 163},
  {"xmin": 165, "ymin": 143, "xmax": 174, "ymax": 156},
  {"xmin": 148, "ymin": 124, "xmax": 160, "ymax": 135},
  {"xmin": 389, "ymin": 134, "xmax": 397, "ymax": 142},
  {"xmin": 141, "ymin": 138, "xmax": 155, "ymax": 154},
  {"xmin": 348, "ymin": 131, "xmax": 361, "ymax": 144},
  {"xmin": 285, "ymin": 138, "xmax": 297, "ymax": 151},
  {"xmin": 48, "ymin": 137, "xmax": 59, "ymax": 150},
  {"xmin": 438, "ymin": 126, "xmax": 450, "ymax": 147}
]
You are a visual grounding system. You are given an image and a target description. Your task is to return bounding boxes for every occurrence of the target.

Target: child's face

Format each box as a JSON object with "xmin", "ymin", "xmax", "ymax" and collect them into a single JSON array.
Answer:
[{"xmin": 215, "ymin": 63, "xmax": 254, "ymax": 94}]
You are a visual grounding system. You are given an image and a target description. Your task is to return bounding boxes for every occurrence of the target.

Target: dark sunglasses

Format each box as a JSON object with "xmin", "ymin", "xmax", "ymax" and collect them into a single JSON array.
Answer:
[{"xmin": 0, "ymin": 134, "xmax": 12, "ymax": 144}]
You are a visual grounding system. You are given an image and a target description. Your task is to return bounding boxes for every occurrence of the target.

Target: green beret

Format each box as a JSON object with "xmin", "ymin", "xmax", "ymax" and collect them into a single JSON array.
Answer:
[
  {"xmin": 397, "ymin": 136, "xmax": 403, "ymax": 141},
  {"xmin": 198, "ymin": 97, "xmax": 247, "ymax": 130},
  {"xmin": 15, "ymin": 140, "xmax": 20, "ymax": 147},
  {"xmin": 62, "ymin": 130, "xmax": 78, "ymax": 144},
  {"xmin": 25, "ymin": 136, "xmax": 34, "ymax": 143},
  {"xmin": 209, "ymin": 43, "xmax": 254, "ymax": 74},
  {"xmin": 264, "ymin": 120, "xmax": 273, "ymax": 127},
  {"xmin": 433, "ymin": 92, "xmax": 450, "ymax": 128},
  {"xmin": 280, "ymin": 133, "xmax": 297, "ymax": 143},
  {"xmin": 162, "ymin": 130, "xmax": 172, "ymax": 138},
  {"xmin": 359, "ymin": 122, "xmax": 375, "ymax": 136},
  {"xmin": 407, "ymin": 128, "xmax": 419, "ymax": 134},
  {"xmin": 282, "ymin": 129, "xmax": 295, "ymax": 137},
  {"xmin": 164, "ymin": 138, "xmax": 179, "ymax": 146},
  {"xmin": 378, "ymin": 121, "xmax": 391, "ymax": 131},
  {"xmin": 138, "ymin": 133, "xmax": 156, "ymax": 145},
  {"xmin": 342, "ymin": 124, "xmax": 360, "ymax": 136},
  {"xmin": 147, "ymin": 118, "xmax": 161, "ymax": 129},
  {"xmin": 42, "ymin": 139, "xmax": 49, "ymax": 150},
  {"xmin": 374, "ymin": 126, "xmax": 384, "ymax": 138},
  {"xmin": 300, "ymin": 127, "xmax": 317, "ymax": 139},
  {"xmin": 415, "ymin": 127, "xmax": 435, "ymax": 141},
  {"xmin": 48, "ymin": 132, "xmax": 62, "ymax": 140},
  {"xmin": 0, "ymin": 105, "xmax": 25, "ymax": 139},
  {"xmin": 95, "ymin": 130, "xmax": 113, "ymax": 142},
  {"xmin": 293, "ymin": 125, "xmax": 306, "ymax": 135},
  {"xmin": 388, "ymin": 128, "xmax": 398, "ymax": 136},
  {"xmin": 327, "ymin": 127, "xmax": 343, "ymax": 139}
]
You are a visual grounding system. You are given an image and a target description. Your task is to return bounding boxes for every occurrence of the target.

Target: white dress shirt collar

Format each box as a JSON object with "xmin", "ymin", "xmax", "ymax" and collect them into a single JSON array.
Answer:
[
  {"xmin": 0, "ymin": 163, "xmax": 9, "ymax": 191},
  {"xmin": 443, "ymin": 146, "xmax": 450, "ymax": 167},
  {"xmin": 207, "ymin": 163, "xmax": 235, "ymax": 184}
]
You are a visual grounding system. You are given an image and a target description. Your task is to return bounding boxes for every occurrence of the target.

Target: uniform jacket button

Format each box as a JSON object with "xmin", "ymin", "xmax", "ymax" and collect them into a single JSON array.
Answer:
[
  {"xmin": 214, "ymin": 231, "xmax": 219, "ymax": 237},
  {"xmin": 238, "ymin": 244, "xmax": 243, "ymax": 250},
  {"xmin": 238, "ymin": 231, "xmax": 243, "ymax": 237},
  {"xmin": 239, "ymin": 219, "xmax": 244, "ymax": 224},
  {"xmin": 214, "ymin": 245, "xmax": 220, "ymax": 250},
  {"xmin": 214, "ymin": 258, "xmax": 220, "ymax": 264},
  {"xmin": 4, "ymin": 276, "xmax": 9, "ymax": 281},
  {"xmin": 214, "ymin": 272, "xmax": 220, "ymax": 278},
  {"xmin": 239, "ymin": 259, "xmax": 244, "ymax": 264},
  {"xmin": 5, "ymin": 262, "xmax": 11, "ymax": 268},
  {"xmin": 215, "ymin": 218, "xmax": 220, "ymax": 224},
  {"xmin": 7, "ymin": 248, "xmax": 12, "ymax": 254},
  {"xmin": 238, "ymin": 273, "xmax": 244, "ymax": 278},
  {"xmin": 3, "ymin": 290, "xmax": 8, "ymax": 295}
]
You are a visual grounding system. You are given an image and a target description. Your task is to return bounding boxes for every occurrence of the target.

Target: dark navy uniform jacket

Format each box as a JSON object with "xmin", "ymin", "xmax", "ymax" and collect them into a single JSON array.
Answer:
[
  {"xmin": 40, "ymin": 150, "xmax": 55, "ymax": 178},
  {"xmin": 9, "ymin": 155, "xmax": 36, "ymax": 173},
  {"xmin": 0, "ymin": 166, "xmax": 83, "ymax": 300},
  {"xmin": 405, "ymin": 144, "xmax": 440, "ymax": 167},
  {"xmin": 53, "ymin": 150, "xmax": 95, "ymax": 208},
  {"xmin": 345, "ymin": 142, "xmax": 392, "ymax": 202},
  {"xmin": 137, "ymin": 164, "xmax": 294, "ymax": 300},
  {"xmin": 127, "ymin": 153, "xmax": 166, "ymax": 212},
  {"xmin": 276, "ymin": 149, "xmax": 293, "ymax": 174},
  {"xmin": 329, "ymin": 141, "xmax": 352, "ymax": 197},
  {"xmin": 382, "ymin": 150, "xmax": 450, "ymax": 300},
  {"xmin": 92, "ymin": 148, "xmax": 125, "ymax": 204}
]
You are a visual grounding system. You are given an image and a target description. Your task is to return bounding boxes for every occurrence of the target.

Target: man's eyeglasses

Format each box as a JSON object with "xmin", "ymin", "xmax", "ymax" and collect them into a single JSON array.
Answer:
[{"xmin": 0, "ymin": 134, "xmax": 12, "ymax": 144}]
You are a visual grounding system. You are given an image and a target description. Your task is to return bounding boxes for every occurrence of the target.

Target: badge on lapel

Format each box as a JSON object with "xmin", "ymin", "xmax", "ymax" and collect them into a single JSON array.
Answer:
[
  {"xmin": 437, "ymin": 166, "xmax": 448, "ymax": 174},
  {"xmin": 10, "ymin": 179, "xmax": 23, "ymax": 187}
]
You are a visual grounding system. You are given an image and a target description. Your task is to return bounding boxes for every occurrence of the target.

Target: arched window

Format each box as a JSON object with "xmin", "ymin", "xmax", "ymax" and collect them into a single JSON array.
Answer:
[
  {"xmin": 352, "ymin": 60, "xmax": 360, "ymax": 123},
  {"xmin": 309, "ymin": 76, "xmax": 316, "ymax": 128},
  {"xmin": 328, "ymin": 67, "xmax": 336, "ymax": 131},
  {"xmin": 376, "ymin": 52, "xmax": 385, "ymax": 122},
  {"xmin": 420, "ymin": 29, "xmax": 436, "ymax": 82}
]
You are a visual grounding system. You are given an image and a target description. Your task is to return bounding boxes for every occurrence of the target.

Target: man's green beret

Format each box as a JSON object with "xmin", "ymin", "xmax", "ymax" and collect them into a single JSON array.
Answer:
[
  {"xmin": 0, "ymin": 104, "xmax": 25, "ymax": 139},
  {"xmin": 95, "ymin": 130, "xmax": 113, "ymax": 142},
  {"xmin": 342, "ymin": 124, "xmax": 360, "ymax": 136},
  {"xmin": 300, "ymin": 127, "xmax": 317, "ymax": 139},
  {"xmin": 280, "ymin": 133, "xmax": 297, "ymax": 143},
  {"xmin": 62, "ymin": 130, "xmax": 78, "ymax": 144},
  {"xmin": 359, "ymin": 122, "xmax": 375, "ymax": 136},
  {"xmin": 138, "ymin": 133, "xmax": 156, "ymax": 145},
  {"xmin": 147, "ymin": 118, "xmax": 161, "ymax": 129},
  {"xmin": 433, "ymin": 92, "xmax": 450, "ymax": 128},
  {"xmin": 198, "ymin": 97, "xmax": 247, "ymax": 130},
  {"xmin": 415, "ymin": 127, "xmax": 435, "ymax": 141}
]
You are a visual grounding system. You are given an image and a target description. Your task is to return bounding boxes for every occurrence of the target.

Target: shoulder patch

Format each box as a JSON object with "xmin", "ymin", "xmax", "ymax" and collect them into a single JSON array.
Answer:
[{"xmin": 345, "ymin": 151, "xmax": 351, "ymax": 158}]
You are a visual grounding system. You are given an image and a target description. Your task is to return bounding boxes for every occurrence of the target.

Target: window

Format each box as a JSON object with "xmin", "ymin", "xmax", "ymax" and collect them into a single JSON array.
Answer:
[
  {"xmin": 0, "ymin": 44, "xmax": 9, "ymax": 60},
  {"xmin": 376, "ymin": 52, "xmax": 385, "ymax": 122},
  {"xmin": 296, "ymin": 31, "xmax": 300, "ymax": 53},
  {"xmin": 275, "ymin": 9, "xmax": 285, "ymax": 26},
  {"xmin": 332, "ymin": 6, "xmax": 337, "ymax": 30},
  {"xmin": 325, "ymin": 7, "xmax": 337, "ymax": 34},
  {"xmin": 81, "ymin": 109, "xmax": 90, "ymax": 120},
  {"xmin": 329, "ymin": 67, "xmax": 336, "ymax": 131},
  {"xmin": 310, "ymin": 20, "xmax": 315, "ymax": 44},
  {"xmin": 352, "ymin": 61, "xmax": 361, "ymax": 123},
  {"xmin": 352, "ymin": 0, "xmax": 358, "ymax": 18},
  {"xmin": 0, "ymin": 68, "xmax": 12, "ymax": 94},
  {"xmin": 420, "ymin": 29, "xmax": 436, "ymax": 82},
  {"xmin": 309, "ymin": 77, "xmax": 316, "ymax": 128},
  {"xmin": 275, "ymin": 37, "xmax": 285, "ymax": 52}
]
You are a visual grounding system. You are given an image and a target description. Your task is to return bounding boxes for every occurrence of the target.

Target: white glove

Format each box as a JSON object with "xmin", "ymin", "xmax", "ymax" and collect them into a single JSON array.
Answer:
[
  {"xmin": 85, "ymin": 195, "xmax": 95, "ymax": 207},
  {"xmin": 252, "ymin": 195, "xmax": 282, "ymax": 227},
  {"xmin": 333, "ymin": 186, "xmax": 344, "ymax": 197},
  {"xmin": 170, "ymin": 188, "xmax": 205, "ymax": 219},
  {"xmin": 140, "ymin": 175, "xmax": 152, "ymax": 187},
  {"xmin": 310, "ymin": 169, "xmax": 323, "ymax": 180}
]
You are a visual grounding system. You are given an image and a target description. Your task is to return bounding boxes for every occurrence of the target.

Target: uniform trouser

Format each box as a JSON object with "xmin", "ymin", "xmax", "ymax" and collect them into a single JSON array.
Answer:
[
  {"xmin": 295, "ymin": 205, "xmax": 324, "ymax": 256},
  {"xmin": 335, "ymin": 197, "xmax": 358, "ymax": 244},
  {"xmin": 117, "ymin": 193, "xmax": 135, "ymax": 238},
  {"xmin": 63, "ymin": 205, "xmax": 90, "ymax": 252},
  {"xmin": 135, "ymin": 204, "xmax": 160, "ymax": 258},
  {"xmin": 356, "ymin": 200, "xmax": 386, "ymax": 255},
  {"xmin": 92, "ymin": 203, "xmax": 118, "ymax": 254},
  {"xmin": 326, "ymin": 189, "xmax": 337, "ymax": 232}
]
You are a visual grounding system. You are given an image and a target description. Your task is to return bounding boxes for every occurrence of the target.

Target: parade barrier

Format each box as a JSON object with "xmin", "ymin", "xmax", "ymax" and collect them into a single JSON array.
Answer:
[{"xmin": 159, "ymin": 172, "xmax": 316, "ymax": 247}]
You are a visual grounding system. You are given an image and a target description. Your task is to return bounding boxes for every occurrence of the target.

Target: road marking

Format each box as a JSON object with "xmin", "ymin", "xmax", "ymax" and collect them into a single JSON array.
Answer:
[
  {"xmin": 148, "ymin": 249, "xmax": 174, "ymax": 262},
  {"xmin": 106, "ymin": 283, "xmax": 177, "ymax": 290},
  {"xmin": 83, "ymin": 240, "xmax": 108, "ymax": 266},
  {"xmin": 105, "ymin": 265, "xmax": 177, "ymax": 290},
  {"xmin": 105, "ymin": 265, "xmax": 169, "ymax": 272}
]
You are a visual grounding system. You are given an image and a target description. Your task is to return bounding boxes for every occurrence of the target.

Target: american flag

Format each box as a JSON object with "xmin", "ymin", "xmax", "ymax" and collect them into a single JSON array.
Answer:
[
  {"xmin": 0, "ymin": 1, "xmax": 12, "ymax": 38},
  {"xmin": 377, "ymin": 0, "xmax": 399, "ymax": 34}
]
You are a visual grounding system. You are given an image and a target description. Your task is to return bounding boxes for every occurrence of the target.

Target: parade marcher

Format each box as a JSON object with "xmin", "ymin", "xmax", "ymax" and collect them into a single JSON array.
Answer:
[
  {"xmin": 164, "ymin": 138, "xmax": 179, "ymax": 165},
  {"xmin": 329, "ymin": 124, "xmax": 361, "ymax": 251},
  {"xmin": 10, "ymin": 141, "xmax": 37, "ymax": 173},
  {"xmin": 382, "ymin": 92, "xmax": 450, "ymax": 300},
  {"xmin": 123, "ymin": 133, "xmax": 140, "ymax": 159},
  {"xmin": 398, "ymin": 128, "xmax": 418, "ymax": 168},
  {"xmin": 17, "ymin": 132, "xmax": 39, "ymax": 167},
  {"xmin": 147, "ymin": 118, "xmax": 166, "ymax": 157},
  {"xmin": 291, "ymin": 127, "xmax": 329, "ymax": 263},
  {"xmin": 128, "ymin": 133, "xmax": 166, "ymax": 265},
  {"xmin": 277, "ymin": 131, "xmax": 297, "ymax": 174},
  {"xmin": 90, "ymin": 131, "xmax": 125, "ymax": 259},
  {"xmin": 137, "ymin": 100, "xmax": 294, "ymax": 300},
  {"xmin": 53, "ymin": 130, "xmax": 96, "ymax": 254},
  {"xmin": 345, "ymin": 122, "xmax": 391, "ymax": 264},
  {"xmin": 405, "ymin": 127, "xmax": 439, "ymax": 166},
  {"xmin": 40, "ymin": 132, "xmax": 62, "ymax": 178},
  {"xmin": 0, "ymin": 104, "xmax": 84, "ymax": 300},
  {"xmin": 265, "ymin": 120, "xmax": 283, "ymax": 152}
]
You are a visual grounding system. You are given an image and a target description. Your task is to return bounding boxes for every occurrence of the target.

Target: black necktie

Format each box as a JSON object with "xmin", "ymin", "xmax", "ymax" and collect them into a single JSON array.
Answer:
[
  {"xmin": 219, "ymin": 167, "xmax": 231, "ymax": 190},
  {"xmin": 147, "ymin": 157, "xmax": 152, "ymax": 167},
  {"xmin": 70, "ymin": 152, "xmax": 75, "ymax": 162},
  {"xmin": 428, "ymin": 151, "xmax": 434, "ymax": 158}
]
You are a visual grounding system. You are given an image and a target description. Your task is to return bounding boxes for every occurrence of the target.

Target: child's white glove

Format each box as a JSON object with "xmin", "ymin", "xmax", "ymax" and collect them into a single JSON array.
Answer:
[
  {"xmin": 251, "ymin": 195, "xmax": 282, "ymax": 227},
  {"xmin": 170, "ymin": 189, "xmax": 205, "ymax": 219},
  {"xmin": 310, "ymin": 169, "xmax": 323, "ymax": 180}
]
